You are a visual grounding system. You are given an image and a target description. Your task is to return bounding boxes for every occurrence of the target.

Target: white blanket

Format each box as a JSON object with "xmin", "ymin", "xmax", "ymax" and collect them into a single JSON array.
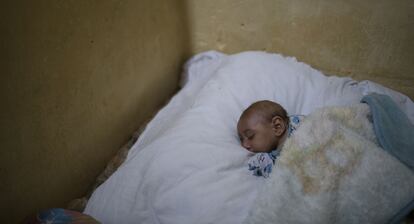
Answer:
[
  {"xmin": 84, "ymin": 51, "xmax": 414, "ymax": 224},
  {"xmin": 244, "ymin": 104, "xmax": 414, "ymax": 224}
]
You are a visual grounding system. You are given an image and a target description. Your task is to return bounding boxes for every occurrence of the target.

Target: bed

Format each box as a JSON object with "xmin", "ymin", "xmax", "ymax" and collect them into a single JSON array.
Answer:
[{"xmin": 83, "ymin": 51, "xmax": 414, "ymax": 223}]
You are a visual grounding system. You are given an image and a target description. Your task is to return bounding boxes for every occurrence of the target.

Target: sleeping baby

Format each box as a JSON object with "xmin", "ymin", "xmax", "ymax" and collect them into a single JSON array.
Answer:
[{"xmin": 237, "ymin": 100, "xmax": 304, "ymax": 178}]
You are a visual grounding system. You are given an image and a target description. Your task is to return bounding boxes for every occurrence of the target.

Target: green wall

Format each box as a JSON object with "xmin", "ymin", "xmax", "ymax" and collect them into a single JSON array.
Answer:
[
  {"xmin": 187, "ymin": 0, "xmax": 414, "ymax": 99},
  {"xmin": 0, "ymin": 0, "xmax": 190, "ymax": 223}
]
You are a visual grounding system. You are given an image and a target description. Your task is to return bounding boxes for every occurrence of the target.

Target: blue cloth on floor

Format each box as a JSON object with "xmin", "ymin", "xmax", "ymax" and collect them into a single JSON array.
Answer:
[{"xmin": 361, "ymin": 93, "xmax": 414, "ymax": 171}]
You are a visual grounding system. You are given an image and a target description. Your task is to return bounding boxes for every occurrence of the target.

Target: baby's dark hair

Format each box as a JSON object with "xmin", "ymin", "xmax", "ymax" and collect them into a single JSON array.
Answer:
[{"xmin": 242, "ymin": 100, "xmax": 288, "ymax": 123}]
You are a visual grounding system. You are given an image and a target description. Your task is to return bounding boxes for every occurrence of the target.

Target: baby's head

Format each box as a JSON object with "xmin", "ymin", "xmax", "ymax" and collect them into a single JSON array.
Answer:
[{"xmin": 237, "ymin": 100, "xmax": 289, "ymax": 153}]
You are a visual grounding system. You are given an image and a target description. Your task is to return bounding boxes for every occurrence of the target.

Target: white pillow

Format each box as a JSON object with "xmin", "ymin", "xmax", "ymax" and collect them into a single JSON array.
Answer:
[{"xmin": 202, "ymin": 51, "xmax": 364, "ymax": 117}]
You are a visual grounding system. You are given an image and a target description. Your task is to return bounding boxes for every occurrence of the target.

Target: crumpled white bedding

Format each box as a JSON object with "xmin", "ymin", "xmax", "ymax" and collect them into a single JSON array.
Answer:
[{"xmin": 84, "ymin": 51, "xmax": 414, "ymax": 224}]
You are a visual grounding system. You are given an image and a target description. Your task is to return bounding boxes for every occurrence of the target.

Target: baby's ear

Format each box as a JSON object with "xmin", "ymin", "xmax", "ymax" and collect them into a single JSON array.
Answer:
[{"xmin": 271, "ymin": 116, "xmax": 286, "ymax": 137}]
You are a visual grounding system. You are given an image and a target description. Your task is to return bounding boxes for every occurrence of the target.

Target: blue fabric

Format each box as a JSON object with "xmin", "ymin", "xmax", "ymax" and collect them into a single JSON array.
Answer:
[
  {"xmin": 23, "ymin": 208, "xmax": 99, "ymax": 223},
  {"xmin": 388, "ymin": 198, "xmax": 414, "ymax": 224},
  {"xmin": 361, "ymin": 93, "xmax": 414, "ymax": 223},
  {"xmin": 37, "ymin": 208, "xmax": 72, "ymax": 223},
  {"xmin": 361, "ymin": 93, "xmax": 414, "ymax": 171}
]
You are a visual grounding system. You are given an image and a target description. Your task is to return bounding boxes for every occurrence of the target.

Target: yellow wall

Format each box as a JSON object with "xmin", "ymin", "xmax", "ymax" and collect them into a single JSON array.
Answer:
[
  {"xmin": 187, "ymin": 0, "xmax": 414, "ymax": 99},
  {"xmin": 0, "ymin": 0, "xmax": 190, "ymax": 222},
  {"xmin": 1, "ymin": 0, "xmax": 413, "ymax": 223}
]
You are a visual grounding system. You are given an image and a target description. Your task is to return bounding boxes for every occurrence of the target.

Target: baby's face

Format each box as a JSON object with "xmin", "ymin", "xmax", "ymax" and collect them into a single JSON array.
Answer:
[{"xmin": 237, "ymin": 112, "xmax": 280, "ymax": 153}]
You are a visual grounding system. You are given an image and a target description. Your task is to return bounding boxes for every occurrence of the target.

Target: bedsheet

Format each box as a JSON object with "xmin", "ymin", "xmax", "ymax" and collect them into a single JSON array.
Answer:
[{"xmin": 84, "ymin": 51, "xmax": 414, "ymax": 223}]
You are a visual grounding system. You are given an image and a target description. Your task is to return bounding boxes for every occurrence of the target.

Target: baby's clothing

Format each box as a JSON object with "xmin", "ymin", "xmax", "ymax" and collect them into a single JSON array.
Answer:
[{"xmin": 247, "ymin": 115, "xmax": 305, "ymax": 178}]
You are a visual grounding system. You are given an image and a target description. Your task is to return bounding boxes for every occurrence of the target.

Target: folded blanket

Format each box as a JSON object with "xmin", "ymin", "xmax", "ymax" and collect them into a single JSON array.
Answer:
[
  {"xmin": 244, "ymin": 104, "xmax": 414, "ymax": 224},
  {"xmin": 361, "ymin": 93, "xmax": 414, "ymax": 171}
]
